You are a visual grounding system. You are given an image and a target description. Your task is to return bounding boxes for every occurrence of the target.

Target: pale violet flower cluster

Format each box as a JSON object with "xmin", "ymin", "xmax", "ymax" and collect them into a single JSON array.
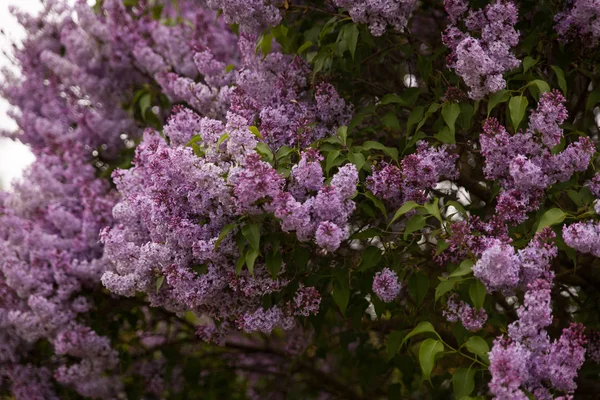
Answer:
[
  {"xmin": 372, "ymin": 268, "xmax": 401, "ymax": 302},
  {"xmin": 473, "ymin": 229, "xmax": 557, "ymax": 294},
  {"xmin": 442, "ymin": 0, "xmax": 520, "ymax": 99},
  {"xmin": 332, "ymin": 0, "xmax": 416, "ymax": 36},
  {"xmin": 489, "ymin": 275, "xmax": 587, "ymax": 399}
]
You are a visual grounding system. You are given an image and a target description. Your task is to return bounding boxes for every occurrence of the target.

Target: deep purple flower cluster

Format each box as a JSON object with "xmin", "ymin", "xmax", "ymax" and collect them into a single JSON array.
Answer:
[
  {"xmin": 332, "ymin": 0, "xmax": 416, "ymax": 37},
  {"xmin": 442, "ymin": 0, "xmax": 520, "ymax": 99},
  {"xmin": 555, "ymin": 0, "xmax": 600, "ymax": 46},
  {"xmin": 367, "ymin": 141, "xmax": 458, "ymax": 207},
  {"xmin": 480, "ymin": 92, "xmax": 594, "ymax": 223},
  {"xmin": 443, "ymin": 294, "xmax": 487, "ymax": 331}
]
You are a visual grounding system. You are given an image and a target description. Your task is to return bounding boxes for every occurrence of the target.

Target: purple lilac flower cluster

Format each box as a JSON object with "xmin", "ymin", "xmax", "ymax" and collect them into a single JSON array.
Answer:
[
  {"xmin": 0, "ymin": 148, "xmax": 121, "ymax": 398},
  {"xmin": 206, "ymin": 0, "xmax": 283, "ymax": 33},
  {"xmin": 473, "ymin": 229, "xmax": 557, "ymax": 294},
  {"xmin": 101, "ymin": 105, "xmax": 357, "ymax": 337},
  {"xmin": 331, "ymin": 0, "xmax": 416, "ymax": 37},
  {"xmin": 555, "ymin": 0, "xmax": 600, "ymax": 47},
  {"xmin": 0, "ymin": 1, "xmax": 241, "ymax": 396},
  {"xmin": 366, "ymin": 141, "xmax": 458, "ymax": 207},
  {"xmin": 442, "ymin": 0, "xmax": 520, "ymax": 99},
  {"xmin": 490, "ymin": 275, "xmax": 587, "ymax": 399},
  {"xmin": 443, "ymin": 294, "xmax": 487, "ymax": 331},
  {"xmin": 480, "ymin": 91, "xmax": 594, "ymax": 224},
  {"xmin": 2, "ymin": 0, "xmax": 240, "ymax": 156},
  {"xmin": 156, "ymin": 33, "xmax": 353, "ymax": 149},
  {"xmin": 372, "ymin": 268, "xmax": 401, "ymax": 302}
]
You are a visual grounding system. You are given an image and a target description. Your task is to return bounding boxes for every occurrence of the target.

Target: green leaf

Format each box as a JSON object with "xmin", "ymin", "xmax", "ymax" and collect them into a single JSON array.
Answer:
[
  {"xmin": 487, "ymin": 90, "xmax": 510, "ymax": 116},
  {"xmin": 337, "ymin": 125, "xmax": 348, "ymax": 144},
  {"xmin": 344, "ymin": 23, "xmax": 359, "ymax": 59},
  {"xmin": 418, "ymin": 339, "xmax": 444, "ymax": 381},
  {"xmin": 276, "ymin": 146, "xmax": 295, "ymax": 160},
  {"xmin": 347, "ymin": 152, "xmax": 365, "ymax": 171},
  {"xmin": 465, "ymin": 336, "xmax": 490, "ymax": 361},
  {"xmin": 389, "ymin": 201, "xmax": 419, "ymax": 226},
  {"xmin": 423, "ymin": 199, "xmax": 442, "ymax": 222},
  {"xmin": 156, "ymin": 275, "xmax": 165, "ymax": 294},
  {"xmin": 435, "ymin": 239, "xmax": 450, "ymax": 256},
  {"xmin": 139, "ymin": 93, "xmax": 152, "ymax": 119},
  {"xmin": 362, "ymin": 141, "xmax": 398, "ymax": 161},
  {"xmin": 255, "ymin": 142, "xmax": 273, "ymax": 162},
  {"xmin": 257, "ymin": 32, "xmax": 273, "ymax": 57},
  {"xmin": 380, "ymin": 88, "xmax": 420, "ymax": 107},
  {"xmin": 217, "ymin": 132, "xmax": 230, "ymax": 147},
  {"xmin": 403, "ymin": 214, "xmax": 427, "ymax": 240},
  {"xmin": 401, "ymin": 321, "xmax": 438, "ymax": 346},
  {"xmin": 245, "ymin": 248, "xmax": 259, "ymax": 276},
  {"xmin": 214, "ymin": 223, "xmax": 236, "ymax": 249},
  {"xmin": 325, "ymin": 150, "xmax": 341, "ymax": 173},
  {"xmin": 460, "ymin": 103, "xmax": 475, "ymax": 131},
  {"xmin": 358, "ymin": 246, "xmax": 382, "ymax": 271},
  {"xmin": 407, "ymin": 106, "xmax": 425, "ymax": 134},
  {"xmin": 509, "ymin": 96, "xmax": 529, "ymax": 131},
  {"xmin": 364, "ymin": 191, "xmax": 387, "ymax": 218},
  {"xmin": 241, "ymin": 223, "xmax": 261, "ymax": 250},
  {"xmin": 265, "ymin": 250, "xmax": 282, "ymax": 278},
  {"xmin": 235, "ymin": 254, "xmax": 245, "ymax": 275},
  {"xmin": 408, "ymin": 272, "xmax": 429, "ymax": 306},
  {"xmin": 248, "ymin": 126, "xmax": 263, "ymax": 139},
  {"xmin": 416, "ymin": 103, "xmax": 441, "ymax": 132},
  {"xmin": 297, "ymin": 41, "xmax": 313, "ymax": 54},
  {"xmin": 350, "ymin": 227, "xmax": 379, "ymax": 240},
  {"xmin": 434, "ymin": 126, "xmax": 455, "ymax": 144},
  {"xmin": 551, "ymin": 66, "xmax": 567, "ymax": 94},
  {"xmin": 469, "ymin": 281, "xmax": 486, "ymax": 310},
  {"xmin": 450, "ymin": 259, "xmax": 474, "ymax": 278},
  {"xmin": 529, "ymin": 80, "xmax": 551, "ymax": 97},
  {"xmin": 381, "ymin": 112, "xmax": 401, "ymax": 130},
  {"xmin": 453, "ymin": 368, "xmax": 476, "ymax": 398},
  {"xmin": 387, "ymin": 330, "xmax": 404, "ymax": 361},
  {"xmin": 522, "ymin": 56, "xmax": 536, "ymax": 72},
  {"xmin": 332, "ymin": 279, "xmax": 350, "ymax": 316},
  {"xmin": 435, "ymin": 278, "xmax": 457, "ymax": 302},
  {"xmin": 442, "ymin": 102, "xmax": 461, "ymax": 135},
  {"xmin": 536, "ymin": 208, "xmax": 565, "ymax": 232},
  {"xmin": 586, "ymin": 89, "xmax": 600, "ymax": 111}
]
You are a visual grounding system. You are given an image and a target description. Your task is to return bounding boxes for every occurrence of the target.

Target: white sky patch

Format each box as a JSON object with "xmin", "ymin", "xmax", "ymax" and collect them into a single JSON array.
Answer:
[{"xmin": 0, "ymin": 0, "xmax": 95, "ymax": 190}]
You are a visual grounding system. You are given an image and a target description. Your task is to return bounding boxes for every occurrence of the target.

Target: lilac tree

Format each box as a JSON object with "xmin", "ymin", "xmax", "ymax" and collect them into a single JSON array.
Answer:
[{"xmin": 1, "ymin": 0, "xmax": 600, "ymax": 398}]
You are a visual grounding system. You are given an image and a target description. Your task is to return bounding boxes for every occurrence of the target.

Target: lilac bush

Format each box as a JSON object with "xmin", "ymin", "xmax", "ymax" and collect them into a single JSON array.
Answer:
[{"xmin": 1, "ymin": 0, "xmax": 600, "ymax": 398}]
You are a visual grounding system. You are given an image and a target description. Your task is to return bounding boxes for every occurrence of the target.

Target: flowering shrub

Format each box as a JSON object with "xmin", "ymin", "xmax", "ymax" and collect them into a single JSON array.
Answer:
[{"xmin": 1, "ymin": 0, "xmax": 600, "ymax": 398}]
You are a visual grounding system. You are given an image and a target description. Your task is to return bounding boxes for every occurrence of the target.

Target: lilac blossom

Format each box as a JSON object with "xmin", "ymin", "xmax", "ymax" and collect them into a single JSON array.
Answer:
[
  {"xmin": 473, "ymin": 240, "xmax": 520, "ymax": 293},
  {"xmin": 332, "ymin": 0, "xmax": 416, "ymax": 37},
  {"xmin": 372, "ymin": 268, "xmax": 401, "ymax": 302},
  {"xmin": 555, "ymin": 0, "xmax": 600, "ymax": 46},
  {"xmin": 443, "ymin": 0, "xmax": 520, "ymax": 99},
  {"xmin": 443, "ymin": 295, "xmax": 488, "ymax": 331},
  {"xmin": 480, "ymin": 90, "xmax": 594, "ymax": 223},
  {"xmin": 368, "ymin": 141, "xmax": 458, "ymax": 207}
]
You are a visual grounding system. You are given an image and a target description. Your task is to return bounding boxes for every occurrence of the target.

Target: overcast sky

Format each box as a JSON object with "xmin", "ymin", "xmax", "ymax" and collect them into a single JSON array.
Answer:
[
  {"xmin": 0, "ymin": 0, "xmax": 44, "ymax": 190},
  {"xmin": 0, "ymin": 0, "xmax": 95, "ymax": 190}
]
